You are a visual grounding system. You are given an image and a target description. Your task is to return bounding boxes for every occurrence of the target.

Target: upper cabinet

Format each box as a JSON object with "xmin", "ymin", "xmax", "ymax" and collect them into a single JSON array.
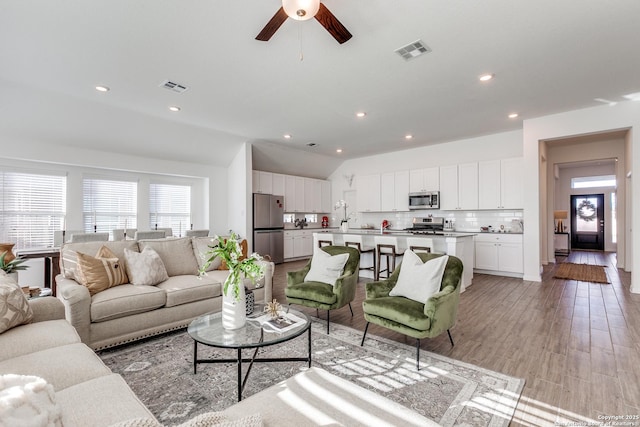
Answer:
[
  {"xmin": 381, "ymin": 171, "xmax": 409, "ymax": 212},
  {"xmin": 321, "ymin": 180, "xmax": 332, "ymax": 213},
  {"xmin": 271, "ymin": 173, "xmax": 285, "ymax": 196},
  {"xmin": 409, "ymin": 167, "xmax": 439, "ymax": 193},
  {"xmin": 478, "ymin": 157, "xmax": 523, "ymax": 209},
  {"xmin": 252, "ymin": 171, "xmax": 273, "ymax": 194},
  {"xmin": 304, "ymin": 178, "xmax": 322, "ymax": 213},
  {"xmin": 356, "ymin": 174, "xmax": 381, "ymax": 212},
  {"xmin": 265, "ymin": 171, "xmax": 329, "ymax": 213},
  {"xmin": 439, "ymin": 163, "xmax": 478, "ymax": 210}
]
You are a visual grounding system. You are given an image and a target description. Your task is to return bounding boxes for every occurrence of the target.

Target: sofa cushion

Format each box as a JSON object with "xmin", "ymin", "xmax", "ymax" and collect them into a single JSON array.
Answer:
[
  {"xmin": 61, "ymin": 241, "xmax": 139, "ymax": 281},
  {"xmin": 362, "ymin": 296, "xmax": 431, "ymax": 331},
  {"xmin": 192, "ymin": 237, "xmax": 221, "ymax": 272},
  {"xmin": 75, "ymin": 246, "xmax": 129, "ymax": 295},
  {"xmin": 0, "ymin": 343, "xmax": 112, "ymax": 391},
  {"xmin": 0, "ymin": 319, "xmax": 80, "ymax": 362},
  {"xmin": 0, "ymin": 279, "xmax": 34, "ymax": 334},
  {"xmin": 91, "ymin": 285, "xmax": 166, "ymax": 323},
  {"xmin": 57, "ymin": 374, "xmax": 156, "ymax": 427},
  {"xmin": 139, "ymin": 238, "xmax": 199, "ymax": 276},
  {"xmin": 155, "ymin": 275, "xmax": 221, "ymax": 308},
  {"xmin": 124, "ymin": 247, "xmax": 169, "ymax": 286}
]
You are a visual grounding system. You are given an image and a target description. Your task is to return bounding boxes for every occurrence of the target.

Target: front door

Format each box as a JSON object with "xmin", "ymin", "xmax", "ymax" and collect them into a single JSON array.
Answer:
[{"xmin": 570, "ymin": 194, "xmax": 605, "ymax": 250}]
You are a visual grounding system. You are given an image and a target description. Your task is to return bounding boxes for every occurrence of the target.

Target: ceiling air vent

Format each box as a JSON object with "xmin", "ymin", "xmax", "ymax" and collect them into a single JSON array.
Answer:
[
  {"xmin": 395, "ymin": 40, "xmax": 431, "ymax": 61},
  {"xmin": 159, "ymin": 80, "xmax": 189, "ymax": 93}
]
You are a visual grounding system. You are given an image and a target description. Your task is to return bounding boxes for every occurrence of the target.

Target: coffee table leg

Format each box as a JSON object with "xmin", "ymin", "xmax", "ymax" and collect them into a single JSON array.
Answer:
[
  {"xmin": 193, "ymin": 341, "xmax": 198, "ymax": 374},
  {"xmin": 237, "ymin": 348, "xmax": 242, "ymax": 401},
  {"xmin": 308, "ymin": 327, "xmax": 312, "ymax": 368}
]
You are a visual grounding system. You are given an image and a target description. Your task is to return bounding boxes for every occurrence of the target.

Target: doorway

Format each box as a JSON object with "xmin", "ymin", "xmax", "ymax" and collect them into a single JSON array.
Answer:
[{"xmin": 570, "ymin": 194, "xmax": 604, "ymax": 250}]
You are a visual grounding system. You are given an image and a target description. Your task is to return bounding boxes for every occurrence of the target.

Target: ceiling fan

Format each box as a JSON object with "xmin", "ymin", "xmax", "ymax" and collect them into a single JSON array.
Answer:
[{"xmin": 256, "ymin": 0, "xmax": 352, "ymax": 44}]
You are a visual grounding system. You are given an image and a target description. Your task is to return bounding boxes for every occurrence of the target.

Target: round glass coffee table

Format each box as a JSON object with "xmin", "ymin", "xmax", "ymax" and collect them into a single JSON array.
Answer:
[{"xmin": 187, "ymin": 306, "xmax": 311, "ymax": 401}]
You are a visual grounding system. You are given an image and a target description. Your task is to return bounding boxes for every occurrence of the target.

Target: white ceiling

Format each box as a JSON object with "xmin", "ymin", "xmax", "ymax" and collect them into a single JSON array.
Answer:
[{"xmin": 1, "ymin": 1, "xmax": 639, "ymax": 177}]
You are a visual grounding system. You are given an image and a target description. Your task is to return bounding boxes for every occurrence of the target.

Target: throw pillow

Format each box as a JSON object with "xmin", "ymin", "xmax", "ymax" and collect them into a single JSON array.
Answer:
[
  {"xmin": 192, "ymin": 237, "xmax": 221, "ymax": 272},
  {"xmin": 124, "ymin": 247, "xmax": 169, "ymax": 286},
  {"xmin": 304, "ymin": 248, "xmax": 350, "ymax": 286},
  {"xmin": 75, "ymin": 246, "xmax": 129, "ymax": 295},
  {"xmin": 0, "ymin": 374, "xmax": 62, "ymax": 427},
  {"xmin": 0, "ymin": 281, "xmax": 34, "ymax": 334},
  {"xmin": 390, "ymin": 250, "xmax": 449, "ymax": 303}
]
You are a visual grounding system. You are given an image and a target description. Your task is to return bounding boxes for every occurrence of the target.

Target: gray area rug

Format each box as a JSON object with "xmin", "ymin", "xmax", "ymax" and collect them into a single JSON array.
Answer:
[{"xmin": 98, "ymin": 319, "xmax": 524, "ymax": 426}]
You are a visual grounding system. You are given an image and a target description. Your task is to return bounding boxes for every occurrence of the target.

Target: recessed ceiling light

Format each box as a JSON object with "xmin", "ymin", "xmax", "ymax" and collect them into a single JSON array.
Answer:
[
  {"xmin": 508, "ymin": 113, "xmax": 519, "ymax": 119},
  {"xmin": 168, "ymin": 106, "xmax": 181, "ymax": 112},
  {"xmin": 623, "ymin": 92, "xmax": 640, "ymax": 101},
  {"xmin": 479, "ymin": 74, "xmax": 494, "ymax": 82},
  {"xmin": 356, "ymin": 112, "xmax": 367, "ymax": 118},
  {"xmin": 95, "ymin": 85, "xmax": 110, "ymax": 92},
  {"xmin": 405, "ymin": 134, "xmax": 413, "ymax": 140},
  {"xmin": 336, "ymin": 149, "xmax": 343, "ymax": 153},
  {"xmin": 283, "ymin": 134, "xmax": 292, "ymax": 139}
]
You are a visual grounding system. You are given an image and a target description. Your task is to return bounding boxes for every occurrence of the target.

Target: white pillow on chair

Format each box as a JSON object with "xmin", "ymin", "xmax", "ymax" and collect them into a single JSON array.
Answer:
[
  {"xmin": 304, "ymin": 248, "xmax": 349, "ymax": 286},
  {"xmin": 389, "ymin": 250, "xmax": 449, "ymax": 303}
]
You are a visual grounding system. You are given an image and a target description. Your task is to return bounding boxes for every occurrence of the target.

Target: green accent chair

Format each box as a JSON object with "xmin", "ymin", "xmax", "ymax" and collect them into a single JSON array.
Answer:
[
  {"xmin": 361, "ymin": 253, "xmax": 463, "ymax": 370},
  {"xmin": 285, "ymin": 246, "xmax": 360, "ymax": 334}
]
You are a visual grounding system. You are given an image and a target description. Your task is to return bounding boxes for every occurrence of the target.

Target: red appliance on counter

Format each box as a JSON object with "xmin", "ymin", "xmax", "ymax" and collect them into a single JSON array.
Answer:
[{"xmin": 321, "ymin": 216, "xmax": 329, "ymax": 228}]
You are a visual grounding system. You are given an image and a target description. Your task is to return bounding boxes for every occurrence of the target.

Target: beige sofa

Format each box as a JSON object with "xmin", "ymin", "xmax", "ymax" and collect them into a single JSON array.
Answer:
[
  {"xmin": 0, "ymin": 295, "xmax": 155, "ymax": 426},
  {"xmin": 55, "ymin": 237, "xmax": 274, "ymax": 350}
]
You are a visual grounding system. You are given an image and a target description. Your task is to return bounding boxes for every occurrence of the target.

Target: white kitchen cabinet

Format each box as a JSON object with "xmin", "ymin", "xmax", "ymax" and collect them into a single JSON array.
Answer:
[
  {"xmin": 474, "ymin": 233, "xmax": 523, "ymax": 275},
  {"xmin": 294, "ymin": 177, "xmax": 305, "ymax": 212},
  {"xmin": 356, "ymin": 174, "xmax": 381, "ymax": 212},
  {"xmin": 478, "ymin": 158, "xmax": 523, "ymax": 209},
  {"xmin": 284, "ymin": 175, "xmax": 296, "ymax": 212},
  {"xmin": 252, "ymin": 171, "xmax": 273, "ymax": 194},
  {"xmin": 304, "ymin": 178, "xmax": 322, "ymax": 213},
  {"xmin": 381, "ymin": 171, "xmax": 409, "ymax": 212},
  {"xmin": 439, "ymin": 163, "xmax": 478, "ymax": 210},
  {"xmin": 291, "ymin": 230, "xmax": 313, "ymax": 258},
  {"xmin": 272, "ymin": 173, "xmax": 285, "ymax": 196},
  {"xmin": 284, "ymin": 231, "xmax": 294, "ymax": 259},
  {"xmin": 409, "ymin": 167, "xmax": 439, "ymax": 193},
  {"xmin": 321, "ymin": 180, "xmax": 332, "ymax": 213}
]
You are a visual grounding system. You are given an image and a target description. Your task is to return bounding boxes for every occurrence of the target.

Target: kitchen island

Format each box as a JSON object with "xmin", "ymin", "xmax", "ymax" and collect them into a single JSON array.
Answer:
[{"xmin": 313, "ymin": 230, "xmax": 475, "ymax": 291}]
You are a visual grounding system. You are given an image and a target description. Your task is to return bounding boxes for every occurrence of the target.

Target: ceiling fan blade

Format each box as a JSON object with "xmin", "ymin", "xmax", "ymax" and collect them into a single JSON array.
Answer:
[
  {"xmin": 314, "ymin": 3, "xmax": 352, "ymax": 44},
  {"xmin": 256, "ymin": 7, "xmax": 288, "ymax": 41}
]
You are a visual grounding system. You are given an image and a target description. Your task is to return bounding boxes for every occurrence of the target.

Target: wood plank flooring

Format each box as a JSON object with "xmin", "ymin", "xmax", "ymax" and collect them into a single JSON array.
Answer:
[{"xmin": 272, "ymin": 251, "xmax": 639, "ymax": 426}]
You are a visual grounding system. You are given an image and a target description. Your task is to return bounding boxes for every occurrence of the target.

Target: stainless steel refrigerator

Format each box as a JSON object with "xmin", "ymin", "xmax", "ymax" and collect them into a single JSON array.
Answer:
[{"xmin": 253, "ymin": 193, "xmax": 285, "ymax": 264}]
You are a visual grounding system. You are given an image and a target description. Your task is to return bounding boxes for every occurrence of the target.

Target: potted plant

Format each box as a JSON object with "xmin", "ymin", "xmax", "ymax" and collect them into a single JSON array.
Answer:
[
  {"xmin": 199, "ymin": 232, "xmax": 265, "ymax": 329},
  {"xmin": 0, "ymin": 251, "xmax": 29, "ymax": 282}
]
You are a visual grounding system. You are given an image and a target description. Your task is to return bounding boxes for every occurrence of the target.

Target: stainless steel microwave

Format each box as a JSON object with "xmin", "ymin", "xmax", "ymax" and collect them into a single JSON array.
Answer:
[{"xmin": 408, "ymin": 191, "xmax": 440, "ymax": 210}]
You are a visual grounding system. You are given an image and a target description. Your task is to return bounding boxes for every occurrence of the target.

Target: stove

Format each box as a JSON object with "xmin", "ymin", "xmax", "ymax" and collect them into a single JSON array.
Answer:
[{"xmin": 404, "ymin": 217, "xmax": 445, "ymax": 234}]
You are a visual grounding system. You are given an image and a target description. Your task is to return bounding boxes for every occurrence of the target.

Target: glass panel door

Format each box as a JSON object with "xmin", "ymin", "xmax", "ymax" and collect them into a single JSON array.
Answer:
[{"xmin": 570, "ymin": 194, "xmax": 604, "ymax": 250}]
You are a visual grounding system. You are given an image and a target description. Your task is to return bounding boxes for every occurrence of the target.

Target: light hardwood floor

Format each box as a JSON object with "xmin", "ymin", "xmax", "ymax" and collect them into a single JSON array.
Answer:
[{"xmin": 272, "ymin": 251, "xmax": 639, "ymax": 426}]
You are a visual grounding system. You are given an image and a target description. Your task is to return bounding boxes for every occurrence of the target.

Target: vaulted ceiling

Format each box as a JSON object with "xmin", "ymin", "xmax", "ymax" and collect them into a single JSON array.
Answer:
[{"xmin": 1, "ymin": 1, "xmax": 639, "ymax": 178}]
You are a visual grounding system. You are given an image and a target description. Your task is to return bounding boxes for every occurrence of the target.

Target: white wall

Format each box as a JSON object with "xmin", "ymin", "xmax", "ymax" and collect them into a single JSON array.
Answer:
[
  {"xmin": 226, "ymin": 143, "xmax": 252, "ymax": 244},
  {"xmin": 523, "ymin": 101, "xmax": 639, "ymax": 291}
]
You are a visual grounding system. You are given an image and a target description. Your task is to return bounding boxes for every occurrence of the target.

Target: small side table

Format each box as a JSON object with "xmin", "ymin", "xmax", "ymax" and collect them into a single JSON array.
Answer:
[
  {"xmin": 16, "ymin": 248, "xmax": 61, "ymax": 296},
  {"xmin": 554, "ymin": 232, "xmax": 570, "ymax": 257}
]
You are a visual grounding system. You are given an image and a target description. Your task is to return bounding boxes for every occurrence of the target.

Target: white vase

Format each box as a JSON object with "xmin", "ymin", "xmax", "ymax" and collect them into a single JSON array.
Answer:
[
  {"xmin": 341, "ymin": 222, "xmax": 349, "ymax": 232},
  {"xmin": 222, "ymin": 283, "xmax": 247, "ymax": 330}
]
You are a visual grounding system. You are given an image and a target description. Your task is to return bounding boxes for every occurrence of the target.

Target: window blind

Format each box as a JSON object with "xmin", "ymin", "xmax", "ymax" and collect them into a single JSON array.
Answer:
[
  {"xmin": 149, "ymin": 183, "xmax": 191, "ymax": 237},
  {"xmin": 0, "ymin": 171, "xmax": 66, "ymax": 249},
  {"xmin": 83, "ymin": 177, "xmax": 137, "ymax": 238}
]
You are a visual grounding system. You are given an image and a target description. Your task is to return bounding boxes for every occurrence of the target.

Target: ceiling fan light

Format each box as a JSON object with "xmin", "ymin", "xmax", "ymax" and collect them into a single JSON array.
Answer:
[{"xmin": 282, "ymin": 0, "xmax": 320, "ymax": 21}]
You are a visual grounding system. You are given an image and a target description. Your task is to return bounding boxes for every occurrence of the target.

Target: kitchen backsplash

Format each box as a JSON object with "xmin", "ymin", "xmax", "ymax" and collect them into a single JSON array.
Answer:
[{"xmin": 351, "ymin": 210, "xmax": 524, "ymax": 233}]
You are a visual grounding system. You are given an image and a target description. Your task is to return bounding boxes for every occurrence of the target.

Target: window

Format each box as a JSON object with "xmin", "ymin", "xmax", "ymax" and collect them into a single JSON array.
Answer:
[
  {"xmin": 571, "ymin": 175, "xmax": 616, "ymax": 189},
  {"xmin": 0, "ymin": 171, "xmax": 66, "ymax": 249},
  {"xmin": 149, "ymin": 183, "xmax": 191, "ymax": 237},
  {"xmin": 83, "ymin": 177, "xmax": 137, "ymax": 238}
]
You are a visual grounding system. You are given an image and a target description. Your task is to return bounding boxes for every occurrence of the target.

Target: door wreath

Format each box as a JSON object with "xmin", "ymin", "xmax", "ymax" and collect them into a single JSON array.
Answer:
[{"xmin": 577, "ymin": 199, "xmax": 597, "ymax": 222}]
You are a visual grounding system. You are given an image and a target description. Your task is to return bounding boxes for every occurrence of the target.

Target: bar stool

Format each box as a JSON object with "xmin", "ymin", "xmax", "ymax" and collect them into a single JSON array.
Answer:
[
  {"xmin": 343, "ymin": 234, "xmax": 376, "ymax": 276},
  {"xmin": 317, "ymin": 233, "xmax": 334, "ymax": 248},
  {"xmin": 406, "ymin": 237, "xmax": 434, "ymax": 254},
  {"xmin": 374, "ymin": 235, "xmax": 404, "ymax": 280}
]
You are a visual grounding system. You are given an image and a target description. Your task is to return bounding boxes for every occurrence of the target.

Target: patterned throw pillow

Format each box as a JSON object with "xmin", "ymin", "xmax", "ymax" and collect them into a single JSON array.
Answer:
[
  {"xmin": 0, "ymin": 280, "xmax": 34, "ymax": 334},
  {"xmin": 124, "ymin": 247, "xmax": 169, "ymax": 286},
  {"xmin": 75, "ymin": 246, "xmax": 129, "ymax": 296}
]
